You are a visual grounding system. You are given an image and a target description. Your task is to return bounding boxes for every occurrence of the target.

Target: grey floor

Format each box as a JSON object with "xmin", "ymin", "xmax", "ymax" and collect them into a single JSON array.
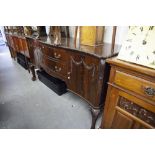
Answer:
[{"xmin": 0, "ymin": 45, "xmax": 102, "ymax": 129}]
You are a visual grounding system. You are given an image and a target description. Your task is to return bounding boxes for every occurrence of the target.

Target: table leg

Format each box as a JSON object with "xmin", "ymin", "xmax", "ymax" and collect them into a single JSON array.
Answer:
[
  {"xmin": 90, "ymin": 107, "xmax": 101, "ymax": 129},
  {"xmin": 30, "ymin": 65, "xmax": 36, "ymax": 81}
]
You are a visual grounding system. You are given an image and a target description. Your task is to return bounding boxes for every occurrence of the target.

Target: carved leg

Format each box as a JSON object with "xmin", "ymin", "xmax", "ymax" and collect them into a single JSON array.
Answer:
[
  {"xmin": 30, "ymin": 65, "xmax": 36, "ymax": 81},
  {"xmin": 90, "ymin": 107, "xmax": 101, "ymax": 129}
]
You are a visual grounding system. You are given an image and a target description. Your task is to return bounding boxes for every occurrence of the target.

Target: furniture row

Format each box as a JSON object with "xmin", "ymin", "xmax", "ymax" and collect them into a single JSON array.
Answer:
[{"xmin": 5, "ymin": 27, "xmax": 155, "ymax": 129}]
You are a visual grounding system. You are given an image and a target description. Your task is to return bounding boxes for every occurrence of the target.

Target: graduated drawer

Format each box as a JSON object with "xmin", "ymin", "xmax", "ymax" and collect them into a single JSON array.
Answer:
[
  {"xmin": 41, "ymin": 54, "xmax": 67, "ymax": 77},
  {"xmin": 40, "ymin": 43, "xmax": 69, "ymax": 62},
  {"xmin": 114, "ymin": 70, "xmax": 155, "ymax": 102}
]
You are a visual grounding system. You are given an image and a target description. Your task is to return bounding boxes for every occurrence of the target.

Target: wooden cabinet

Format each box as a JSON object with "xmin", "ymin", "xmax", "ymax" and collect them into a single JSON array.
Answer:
[
  {"xmin": 37, "ymin": 41, "xmax": 106, "ymax": 109},
  {"xmin": 100, "ymin": 58, "xmax": 155, "ymax": 129},
  {"xmin": 5, "ymin": 33, "xmax": 30, "ymax": 58},
  {"xmin": 5, "ymin": 33, "xmax": 31, "ymax": 72},
  {"xmin": 24, "ymin": 36, "xmax": 121, "ymax": 128},
  {"xmin": 5, "ymin": 34, "xmax": 16, "ymax": 58},
  {"xmin": 5, "ymin": 32, "xmax": 121, "ymax": 128}
]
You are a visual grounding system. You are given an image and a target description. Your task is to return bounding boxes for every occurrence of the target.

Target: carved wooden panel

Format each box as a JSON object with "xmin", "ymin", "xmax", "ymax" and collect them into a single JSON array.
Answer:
[
  {"xmin": 118, "ymin": 97, "xmax": 155, "ymax": 126},
  {"xmin": 68, "ymin": 53, "xmax": 103, "ymax": 108}
]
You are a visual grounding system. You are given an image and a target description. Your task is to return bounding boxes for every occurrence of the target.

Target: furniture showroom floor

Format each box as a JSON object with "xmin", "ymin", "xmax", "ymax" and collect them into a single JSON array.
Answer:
[{"xmin": 0, "ymin": 45, "xmax": 102, "ymax": 129}]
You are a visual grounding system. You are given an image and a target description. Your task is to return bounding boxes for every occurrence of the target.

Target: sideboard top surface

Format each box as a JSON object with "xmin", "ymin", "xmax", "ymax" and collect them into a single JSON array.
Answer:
[{"xmin": 6, "ymin": 33, "xmax": 121, "ymax": 59}]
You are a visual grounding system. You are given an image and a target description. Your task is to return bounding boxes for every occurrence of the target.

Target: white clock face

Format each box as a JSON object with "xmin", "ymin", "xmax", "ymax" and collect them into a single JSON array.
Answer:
[{"xmin": 118, "ymin": 26, "xmax": 155, "ymax": 69}]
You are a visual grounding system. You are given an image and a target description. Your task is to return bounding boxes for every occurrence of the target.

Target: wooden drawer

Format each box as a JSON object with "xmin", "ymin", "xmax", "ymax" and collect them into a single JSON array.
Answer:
[
  {"xmin": 40, "ymin": 43, "xmax": 51, "ymax": 55},
  {"xmin": 41, "ymin": 54, "xmax": 67, "ymax": 77},
  {"xmin": 114, "ymin": 70, "xmax": 155, "ymax": 102},
  {"xmin": 40, "ymin": 43, "xmax": 69, "ymax": 62}
]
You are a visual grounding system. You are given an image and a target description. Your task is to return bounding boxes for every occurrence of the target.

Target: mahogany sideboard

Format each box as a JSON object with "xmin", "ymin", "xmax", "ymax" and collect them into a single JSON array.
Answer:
[
  {"xmin": 5, "ymin": 32, "xmax": 121, "ymax": 128},
  {"xmin": 5, "ymin": 32, "xmax": 37, "ymax": 79},
  {"xmin": 100, "ymin": 58, "xmax": 155, "ymax": 129}
]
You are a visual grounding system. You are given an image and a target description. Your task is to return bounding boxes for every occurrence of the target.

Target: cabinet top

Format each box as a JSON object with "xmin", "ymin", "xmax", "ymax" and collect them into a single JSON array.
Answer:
[
  {"xmin": 34, "ymin": 36, "xmax": 121, "ymax": 59},
  {"xmin": 106, "ymin": 57, "xmax": 155, "ymax": 77},
  {"xmin": 6, "ymin": 33, "xmax": 121, "ymax": 59}
]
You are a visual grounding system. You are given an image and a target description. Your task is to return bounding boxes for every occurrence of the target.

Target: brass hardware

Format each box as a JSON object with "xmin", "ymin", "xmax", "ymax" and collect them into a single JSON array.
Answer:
[
  {"xmin": 54, "ymin": 66, "xmax": 61, "ymax": 72},
  {"xmin": 68, "ymin": 77, "xmax": 70, "ymax": 79},
  {"xmin": 144, "ymin": 86, "xmax": 155, "ymax": 97},
  {"xmin": 54, "ymin": 52, "xmax": 61, "ymax": 59}
]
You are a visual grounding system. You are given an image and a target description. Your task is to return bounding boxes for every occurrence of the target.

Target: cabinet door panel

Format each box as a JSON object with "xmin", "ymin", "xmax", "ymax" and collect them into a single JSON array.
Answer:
[
  {"xmin": 111, "ymin": 111, "xmax": 134, "ymax": 129},
  {"xmin": 102, "ymin": 86, "xmax": 155, "ymax": 129},
  {"xmin": 68, "ymin": 53, "xmax": 101, "ymax": 108},
  {"xmin": 68, "ymin": 54, "xmax": 85, "ymax": 95}
]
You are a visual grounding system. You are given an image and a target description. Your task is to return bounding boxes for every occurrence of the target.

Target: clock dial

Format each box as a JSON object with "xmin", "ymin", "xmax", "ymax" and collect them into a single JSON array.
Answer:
[{"xmin": 118, "ymin": 26, "xmax": 155, "ymax": 69}]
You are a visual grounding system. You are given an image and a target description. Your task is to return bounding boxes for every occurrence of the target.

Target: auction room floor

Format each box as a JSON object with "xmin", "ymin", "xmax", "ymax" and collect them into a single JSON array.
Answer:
[{"xmin": 0, "ymin": 45, "xmax": 102, "ymax": 129}]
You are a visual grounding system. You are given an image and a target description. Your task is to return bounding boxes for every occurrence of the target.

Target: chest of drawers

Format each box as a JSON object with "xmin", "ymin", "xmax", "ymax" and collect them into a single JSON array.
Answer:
[{"xmin": 100, "ymin": 58, "xmax": 155, "ymax": 129}]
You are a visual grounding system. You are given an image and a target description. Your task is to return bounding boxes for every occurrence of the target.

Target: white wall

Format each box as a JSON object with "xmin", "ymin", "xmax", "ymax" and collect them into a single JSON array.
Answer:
[
  {"xmin": 115, "ymin": 26, "xmax": 128, "ymax": 45},
  {"xmin": 104, "ymin": 26, "xmax": 128, "ymax": 45},
  {"xmin": 0, "ymin": 26, "xmax": 6, "ymax": 42}
]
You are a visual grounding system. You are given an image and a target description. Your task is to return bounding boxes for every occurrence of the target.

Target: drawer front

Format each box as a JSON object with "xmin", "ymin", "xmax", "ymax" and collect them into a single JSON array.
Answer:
[
  {"xmin": 40, "ymin": 43, "xmax": 69, "ymax": 62},
  {"xmin": 114, "ymin": 70, "xmax": 155, "ymax": 102},
  {"xmin": 41, "ymin": 54, "xmax": 67, "ymax": 77},
  {"xmin": 40, "ymin": 43, "xmax": 51, "ymax": 55}
]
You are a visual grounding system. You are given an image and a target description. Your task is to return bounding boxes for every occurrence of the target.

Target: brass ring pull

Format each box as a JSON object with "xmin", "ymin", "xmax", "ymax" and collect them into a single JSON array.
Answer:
[
  {"xmin": 55, "ymin": 66, "xmax": 61, "ymax": 72},
  {"xmin": 54, "ymin": 52, "xmax": 61, "ymax": 59},
  {"xmin": 143, "ymin": 86, "xmax": 155, "ymax": 97}
]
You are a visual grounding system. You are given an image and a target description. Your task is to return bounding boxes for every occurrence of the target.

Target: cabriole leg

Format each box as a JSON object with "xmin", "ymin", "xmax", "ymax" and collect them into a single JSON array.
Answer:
[{"xmin": 90, "ymin": 107, "xmax": 101, "ymax": 129}]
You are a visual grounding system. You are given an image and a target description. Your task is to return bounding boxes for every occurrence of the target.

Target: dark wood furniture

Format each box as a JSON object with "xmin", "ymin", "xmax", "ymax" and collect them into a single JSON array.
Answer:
[
  {"xmin": 25, "ymin": 36, "xmax": 120, "ymax": 128},
  {"xmin": 5, "ymin": 32, "xmax": 30, "ymax": 70},
  {"xmin": 4, "ymin": 26, "xmax": 47, "ymax": 80},
  {"xmin": 100, "ymin": 58, "xmax": 155, "ymax": 129},
  {"xmin": 5, "ymin": 27, "xmax": 120, "ymax": 128},
  {"xmin": 5, "ymin": 33, "xmax": 29, "ymax": 57}
]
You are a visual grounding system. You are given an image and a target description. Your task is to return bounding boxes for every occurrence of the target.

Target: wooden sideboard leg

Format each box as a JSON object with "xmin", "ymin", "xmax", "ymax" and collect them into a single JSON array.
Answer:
[
  {"xmin": 30, "ymin": 65, "xmax": 36, "ymax": 81},
  {"xmin": 90, "ymin": 107, "xmax": 100, "ymax": 129}
]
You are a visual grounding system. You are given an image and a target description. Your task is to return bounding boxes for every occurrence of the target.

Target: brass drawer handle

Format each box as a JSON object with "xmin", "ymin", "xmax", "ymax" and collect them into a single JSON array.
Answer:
[
  {"xmin": 144, "ymin": 86, "xmax": 155, "ymax": 97},
  {"xmin": 54, "ymin": 52, "xmax": 61, "ymax": 59},
  {"xmin": 54, "ymin": 66, "xmax": 61, "ymax": 72}
]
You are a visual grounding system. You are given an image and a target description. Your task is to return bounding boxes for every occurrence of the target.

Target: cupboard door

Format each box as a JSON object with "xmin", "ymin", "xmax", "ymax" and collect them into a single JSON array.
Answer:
[
  {"xmin": 68, "ymin": 54, "xmax": 84, "ymax": 95},
  {"xmin": 18, "ymin": 38, "xmax": 23, "ymax": 52},
  {"xmin": 68, "ymin": 53, "xmax": 101, "ymax": 108},
  {"xmin": 111, "ymin": 111, "xmax": 134, "ymax": 129},
  {"xmin": 102, "ymin": 86, "xmax": 155, "ymax": 129},
  {"xmin": 21, "ymin": 38, "xmax": 29, "ymax": 57},
  {"xmin": 13, "ymin": 36, "xmax": 19, "ymax": 52}
]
